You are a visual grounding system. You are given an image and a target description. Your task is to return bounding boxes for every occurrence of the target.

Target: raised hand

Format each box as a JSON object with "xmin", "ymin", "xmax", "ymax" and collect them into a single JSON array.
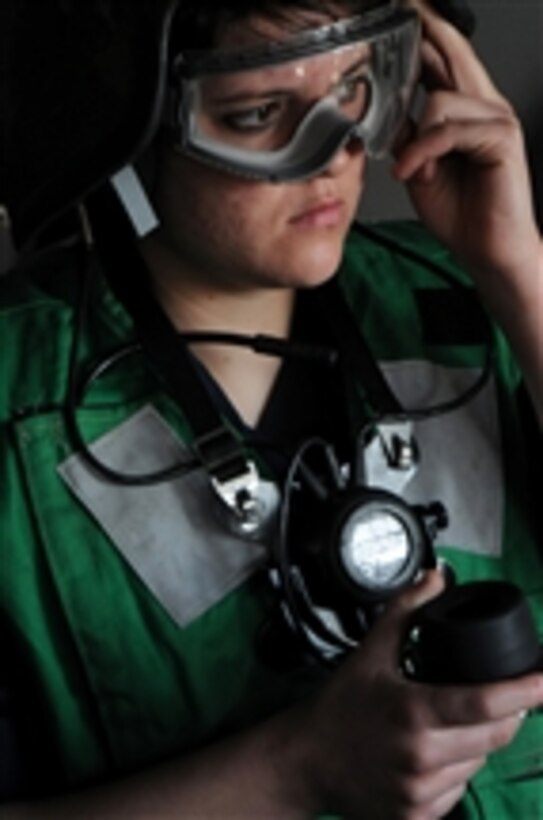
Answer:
[{"xmin": 394, "ymin": 4, "xmax": 540, "ymax": 281}]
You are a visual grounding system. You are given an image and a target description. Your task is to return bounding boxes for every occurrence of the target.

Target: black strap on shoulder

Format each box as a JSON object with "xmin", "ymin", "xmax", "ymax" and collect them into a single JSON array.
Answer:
[
  {"xmin": 313, "ymin": 277, "xmax": 405, "ymax": 425},
  {"xmin": 86, "ymin": 185, "xmax": 250, "ymax": 486}
]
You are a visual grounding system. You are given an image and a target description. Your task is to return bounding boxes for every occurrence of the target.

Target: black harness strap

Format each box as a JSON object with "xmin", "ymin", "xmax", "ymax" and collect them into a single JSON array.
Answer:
[
  {"xmin": 86, "ymin": 185, "xmax": 249, "ymax": 486},
  {"xmin": 314, "ymin": 277, "xmax": 405, "ymax": 423}
]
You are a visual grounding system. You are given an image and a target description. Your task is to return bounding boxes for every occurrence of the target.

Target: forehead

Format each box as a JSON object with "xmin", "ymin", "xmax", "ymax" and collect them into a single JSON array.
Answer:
[
  {"xmin": 197, "ymin": 50, "xmax": 368, "ymax": 106},
  {"xmin": 216, "ymin": 8, "xmax": 351, "ymax": 51},
  {"xmin": 194, "ymin": 9, "xmax": 373, "ymax": 98}
]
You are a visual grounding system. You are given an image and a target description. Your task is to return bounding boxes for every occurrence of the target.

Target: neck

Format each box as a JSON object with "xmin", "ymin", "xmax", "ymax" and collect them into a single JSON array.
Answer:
[{"xmin": 140, "ymin": 236, "xmax": 296, "ymax": 427}]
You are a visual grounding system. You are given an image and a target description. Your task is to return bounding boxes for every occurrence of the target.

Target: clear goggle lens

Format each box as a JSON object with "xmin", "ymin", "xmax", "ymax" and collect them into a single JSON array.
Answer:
[
  {"xmin": 192, "ymin": 41, "xmax": 372, "ymax": 153},
  {"xmin": 169, "ymin": 7, "xmax": 420, "ymax": 181}
]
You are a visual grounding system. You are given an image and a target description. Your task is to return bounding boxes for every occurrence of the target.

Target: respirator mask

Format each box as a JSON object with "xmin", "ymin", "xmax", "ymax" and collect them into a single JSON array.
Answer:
[
  {"xmin": 166, "ymin": 1, "xmax": 421, "ymax": 181},
  {"xmin": 265, "ymin": 426, "xmax": 542, "ymax": 679}
]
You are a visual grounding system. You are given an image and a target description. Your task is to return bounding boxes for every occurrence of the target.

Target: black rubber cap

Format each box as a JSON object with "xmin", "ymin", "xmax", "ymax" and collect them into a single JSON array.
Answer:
[{"xmin": 409, "ymin": 581, "xmax": 541, "ymax": 684}]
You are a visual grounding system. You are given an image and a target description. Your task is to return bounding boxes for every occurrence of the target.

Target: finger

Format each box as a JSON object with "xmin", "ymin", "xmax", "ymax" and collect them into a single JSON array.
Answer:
[
  {"xmin": 420, "ymin": 38, "xmax": 455, "ymax": 92},
  {"xmin": 427, "ymin": 673, "xmax": 543, "ymax": 726},
  {"xmin": 393, "ymin": 89, "xmax": 516, "ymax": 179},
  {"xmin": 425, "ymin": 782, "xmax": 468, "ymax": 820},
  {"xmin": 416, "ymin": 3, "xmax": 504, "ymax": 103},
  {"xmin": 403, "ymin": 755, "xmax": 485, "ymax": 806},
  {"xmin": 364, "ymin": 569, "xmax": 447, "ymax": 667},
  {"xmin": 393, "ymin": 113, "xmax": 519, "ymax": 182},
  {"xmin": 389, "ymin": 568, "xmax": 448, "ymax": 615},
  {"xmin": 413, "ymin": 713, "xmax": 526, "ymax": 770},
  {"xmin": 415, "ymin": 90, "xmax": 513, "ymax": 132}
]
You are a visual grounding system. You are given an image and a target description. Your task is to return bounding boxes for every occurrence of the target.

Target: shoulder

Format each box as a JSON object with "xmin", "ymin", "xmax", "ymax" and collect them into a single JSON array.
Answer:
[
  {"xmin": 0, "ymin": 247, "xmax": 77, "ymax": 421},
  {"xmin": 338, "ymin": 221, "xmax": 480, "ymax": 344},
  {"xmin": 0, "ymin": 241, "xmax": 82, "ymax": 317},
  {"xmin": 338, "ymin": 220, "xmax": 523, "ymax": 389},
  {"xmin": 0, "ymin": 243, "xmax": 127, "ymax": 421}
]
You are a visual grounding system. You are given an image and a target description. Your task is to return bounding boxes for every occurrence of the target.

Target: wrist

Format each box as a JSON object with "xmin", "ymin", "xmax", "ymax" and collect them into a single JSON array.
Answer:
[{"xmin": 269, "ymin": 703, "xmax": 326, "ymax": 817}]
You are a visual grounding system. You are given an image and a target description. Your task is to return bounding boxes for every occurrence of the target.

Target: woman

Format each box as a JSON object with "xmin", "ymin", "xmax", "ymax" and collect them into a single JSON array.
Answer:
[{"xmin": 1, "ymin": 0, "xmax": 542, "ymax": 817}]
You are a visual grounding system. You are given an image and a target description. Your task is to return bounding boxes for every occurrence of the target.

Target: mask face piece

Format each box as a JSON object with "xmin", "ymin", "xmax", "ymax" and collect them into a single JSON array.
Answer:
[{"xmin": 167, "ymin": 2, "xmax": 420, "ymax": 181}]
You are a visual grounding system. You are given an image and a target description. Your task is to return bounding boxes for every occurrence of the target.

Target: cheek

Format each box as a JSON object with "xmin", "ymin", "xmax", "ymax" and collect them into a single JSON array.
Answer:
[
  {"xmin": 162, "ymin": 177, "xmax": 283, "ymax": 282},
  {"xmin": 188, "ymin": 182, "xmax": 284, "ymax": 253},
  {"xmin": 194, "ymin": 183, "xmax": 353, "ymax": 287},
  {"xmin": 164, "ymin": 174, "xmax": 243, "ymax": 251},
  {"xmin": 158, "ymin": 154, "xmax": 364, "ymax": 287},
  {"xmin": 191, "ymin": 187, "xmax": 275, "ymax": 260}
]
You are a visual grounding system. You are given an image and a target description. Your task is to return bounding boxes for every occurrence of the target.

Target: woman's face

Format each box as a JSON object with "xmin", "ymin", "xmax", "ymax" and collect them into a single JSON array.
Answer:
[{"xmin": 150, "ymin": 10, "xmax": 367, "ymax": 293}]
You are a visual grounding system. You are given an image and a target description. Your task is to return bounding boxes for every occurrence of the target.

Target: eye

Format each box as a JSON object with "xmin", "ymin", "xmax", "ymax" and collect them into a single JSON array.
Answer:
[
  {"xmin": 335, "ymin": 71, "xmax": 370, "ymax": 107},
  {"xmin": 222, "ymin": 100, "xmax": 283, "ymax": 132}
]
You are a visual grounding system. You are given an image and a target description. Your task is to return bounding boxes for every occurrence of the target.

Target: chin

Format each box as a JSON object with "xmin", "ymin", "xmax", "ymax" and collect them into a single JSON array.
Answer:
[{"xmin": 283, "ymin": 229, "xmax": 347, "ymax": 288}]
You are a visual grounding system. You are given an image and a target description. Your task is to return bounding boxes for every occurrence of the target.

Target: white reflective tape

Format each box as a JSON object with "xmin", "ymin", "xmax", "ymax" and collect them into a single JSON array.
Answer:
[
  {"xmin": 58, "ymin": 406, "xmax": 277, "ymax": 627},
  {"xmin": 110, "ymin": 165, "xmax": 159, "ymax": 237},
  {"xmin": 380, "ymin": 360, "xmax": 503, "ymax": 558}
]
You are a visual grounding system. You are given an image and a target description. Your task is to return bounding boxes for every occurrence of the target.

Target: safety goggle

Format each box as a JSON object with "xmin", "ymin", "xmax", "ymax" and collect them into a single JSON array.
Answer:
[{"xmin": 166, "ymin": 1, "xmax": 420, "ymax": 182}]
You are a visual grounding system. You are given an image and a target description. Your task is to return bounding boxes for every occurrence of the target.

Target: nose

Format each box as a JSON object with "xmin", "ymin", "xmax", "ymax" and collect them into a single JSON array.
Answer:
[{"xmin": 320, "ymin": 134, "xmax": 365, "ymax": 178}]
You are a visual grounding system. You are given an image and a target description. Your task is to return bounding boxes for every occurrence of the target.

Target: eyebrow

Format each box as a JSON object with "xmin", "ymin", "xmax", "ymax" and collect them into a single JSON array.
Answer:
[{"xmin": 206, "ymin": 54, "xmax": 370, "ymax": 107}]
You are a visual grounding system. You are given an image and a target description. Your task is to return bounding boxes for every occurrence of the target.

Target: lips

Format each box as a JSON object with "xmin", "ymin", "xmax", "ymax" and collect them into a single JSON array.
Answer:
[{"xmin": 289, "ymin": 198, "xmax": 345, "ymax": 229}]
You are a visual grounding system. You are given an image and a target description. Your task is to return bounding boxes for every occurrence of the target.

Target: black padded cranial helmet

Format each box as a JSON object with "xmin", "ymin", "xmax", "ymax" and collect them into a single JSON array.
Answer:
[{"xmin": 0, "ymin": 0, "xmax": 179, "ymax": 250}]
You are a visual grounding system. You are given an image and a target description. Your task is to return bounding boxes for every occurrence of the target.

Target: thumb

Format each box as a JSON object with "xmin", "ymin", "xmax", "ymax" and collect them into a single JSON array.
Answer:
[
  {"xmin": 387, "ymin": 567, "xmax": 448, "ymax": 617},
  {"xmin": 364, "ymin": 569, "xmax": 447, "ymax": 667}
]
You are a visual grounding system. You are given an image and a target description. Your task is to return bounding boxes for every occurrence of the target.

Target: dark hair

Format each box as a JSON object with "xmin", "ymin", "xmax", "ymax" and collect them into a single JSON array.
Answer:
[{"xmin": 170, "ymin": 0, "xmax": 386, "ymax": 51}]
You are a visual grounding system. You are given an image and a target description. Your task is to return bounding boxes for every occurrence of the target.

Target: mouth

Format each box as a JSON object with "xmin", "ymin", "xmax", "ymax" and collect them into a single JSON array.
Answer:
[{"xmin": 289, "ymin": 198, "xmax": 345, "ymax": 229}]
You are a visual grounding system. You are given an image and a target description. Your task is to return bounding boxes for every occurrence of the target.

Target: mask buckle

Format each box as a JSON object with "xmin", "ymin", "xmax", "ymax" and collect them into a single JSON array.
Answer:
[{"xmin": 195, "ymin": 427, "xmax": 265, "ymax": 535}]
